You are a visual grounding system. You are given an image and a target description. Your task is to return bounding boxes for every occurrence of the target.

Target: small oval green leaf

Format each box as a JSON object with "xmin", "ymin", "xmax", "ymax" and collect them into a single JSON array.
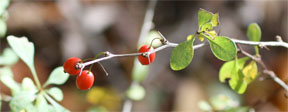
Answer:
[
  {"xmin": 170, "ymin": 38, "xmax": 195, "ymax": 71},
  {"xmin": 219, "ymin": 57, "xmax": 250, "ymax": 83},
  {"xmin": 43, "ymin": 66, "xmax": 69, "ymax": 87},
  {"xmin": 247, "ymin": 23, "xmax": 261, "ymax": 42},
  {"xmin": 198, "ymin": 8, "xmax": 213, "ymax": 29},
  {"xmin": 47, "ymin": 87, "xmax": 63, "ymax": 101},
  {"xmin": 207, "ymin": 36, "xmax": 237, "ymax": 61},
  {"xmin": 247, "ymin": 23, "xmax": 261, "ymax": 55},
  {"xmin": 219, "ymin": 57, "xmax": 250, "ymax": 94},
  {"xmin": 0, "ymin": 48, "xmax": 19, "ymax": 65},
  {"xmin": 126, "ymin": 84, "xmax": 145, "ymax": 101},
  {"xmin": 22, "ymin": 77, "xmax": 37, "ymax": 92}
]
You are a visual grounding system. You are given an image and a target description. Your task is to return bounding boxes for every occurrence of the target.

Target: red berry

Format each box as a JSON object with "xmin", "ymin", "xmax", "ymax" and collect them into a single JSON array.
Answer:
[
  {"xmin": 76, "ymin": 70, "xmax": 94, "ymax": 90},
  {"xmin": 137, "ymin": 45, "xmax": 156, "ymax": 65},
  {"xmin": 63, "ymin": 57, "xmax": 82, "ymax": 75}
]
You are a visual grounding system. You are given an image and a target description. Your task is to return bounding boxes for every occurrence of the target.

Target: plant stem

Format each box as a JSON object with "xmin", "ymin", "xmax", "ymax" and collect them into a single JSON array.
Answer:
[
  {"xmin": 81, "ymin": 42, "xmax": 206, "ymax": 67},
  {"xmin": 238, "ymin": 45, "xmax": 288, "ymax": 92},
  {"xmin": 30, "ymin": 65, "xmax": 42, "ymax": 89},
  {"xmin": 232, "ymin": 39, "xmax": 288, "ymax": 48}
]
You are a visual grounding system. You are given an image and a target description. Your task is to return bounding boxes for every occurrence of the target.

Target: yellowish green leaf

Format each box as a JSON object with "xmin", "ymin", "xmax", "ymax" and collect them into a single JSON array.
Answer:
[{"xmin": 243, "ymin": 61, "xmax": 258, "ymax": 84}]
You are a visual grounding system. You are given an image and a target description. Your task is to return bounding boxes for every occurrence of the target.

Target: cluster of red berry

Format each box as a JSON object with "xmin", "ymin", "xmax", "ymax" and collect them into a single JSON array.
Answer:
[
  {"xmin": 63, "ymin": 57, "xmax": 94, "ymax": 90},
  {"xmin": 63, "ymin": 45, "xmax": 156, "ymax": 90}
]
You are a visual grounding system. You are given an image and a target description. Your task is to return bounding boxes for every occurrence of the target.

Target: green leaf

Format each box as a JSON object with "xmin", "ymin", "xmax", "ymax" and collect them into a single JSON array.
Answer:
[
  {"xmin": 247, "ymin": 23, "xmax": 261, "ymax": 42},
  {"xmin": 219, "ymin": 57, "xmax": 250, "ymax": 83},
  {"xmin": 0, "ymin": 48, "xmax": 19, "ymax": 65},
  {"xmin": 170, "ymin": 38, "xmax": 195, "ymax": 71},
  {"xmin": 211, "ymin": 13, "xmax": 219, "ymax": 27},
  {"xmin": 132, "ymin": 58, "xmax": 149, "ymax": 82},
  {"xmin": 9, "ymin": 91, "xmax": 36, "ymax": 112},
  {"xmin": 7, "ymin": 36, "xmax": 35, "ymax": 67},
  {"xmin": 243, "ymin": 61, "xmax": 258, "ymax": 84},
  {"xmin": 206, "ymin": 30, "xmax": 217, "ymax": 40},
  {"xmin": 21, "ymin": 77, "xmax": 37, "ymax": 92},
  {"xmin": 186, "ymin": 34, "xmax": 195, "ymax": 41},
  {"xmin": 35, "ymin": 94, "xmax": 49, "ymax": 112},
  {"xmin": 228, "ymin": 70, "xmax": 247, "ymax": 94},
  {"xmin": 43, "ymin": 66, "xmax": 69, "ymax": 87},
  {"xmin": 200, "ymin": 22, "xmax": 213, "ymax": 31},
  {"xmin": 44, "ymin": 92, "xmax": 69, "ymax": 112},
  {"xmin": 247, "ymin": 23, "xmax": 261, "ymax": 55},
  {"xmin": 126, "ymin": 84, "xmax": 145, "ymax": 101},
  {"xmin": 198, "ymin": 8, "xmax": 213, "ymax": 30},
  {"xmin": 219, "ymin": 57, "xmax": 250, "ymax": 94},
  {"xmin": 7, "ymin": 36, "xmax": 41, "ymax": 88},
  {"xmin": 0, "ymin": 19, "xmax": 7, "ymax": 38},
  {"xmin": 207, "ymin": 36, "xmax": 237, "ymax": 61},
  {"xmin": 0, "ymin": 0, "xmax": 9, "ymax": 16},
  {"xmin": 47, "ymin": 87, "xmax": 63, "ymax": 101},
  {"xmin": 0, "ymin": 70, "xmax": 21, "ymax": 95}
]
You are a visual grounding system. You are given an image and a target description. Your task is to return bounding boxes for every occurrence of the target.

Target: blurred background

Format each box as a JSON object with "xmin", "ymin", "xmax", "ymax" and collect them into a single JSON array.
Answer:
[{"xmin": 0, "ymin": 0, "xmax": 287, "ymax": 111}]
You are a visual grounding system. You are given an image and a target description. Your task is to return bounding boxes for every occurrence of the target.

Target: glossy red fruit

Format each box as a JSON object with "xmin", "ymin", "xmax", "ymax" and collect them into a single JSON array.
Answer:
[
  {"xmin": 76, "ymin": 70, "xmax": 94, "ymax": 90},
  {"xmin": 137, "ymin": 45, "xmax": 156, "ymax": 65},
  {"xmin": 63, "ymin": 57, "xmax": 82, "ymax": 75}
]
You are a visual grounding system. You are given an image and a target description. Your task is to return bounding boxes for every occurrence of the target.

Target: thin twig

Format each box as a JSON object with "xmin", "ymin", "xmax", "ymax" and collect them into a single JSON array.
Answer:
[
  {"xmin": 80, "ymin": 42, "xmax": 206, "ymax": 68},
  {"xmin": 238, "ymin": 45, "xmax": 288, "ymax": 92},
  {"xmin": 202, "ymin": 33, "xmax": 288, "ymax": 48},
  {"xmin": 232, "ymin": 39, "xmax": 288, "ymax": 48}
]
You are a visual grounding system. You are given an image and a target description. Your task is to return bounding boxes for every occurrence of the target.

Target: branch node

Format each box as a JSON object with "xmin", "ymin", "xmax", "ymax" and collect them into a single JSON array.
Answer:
[
  {"xmin": 142, "ymin": 52, "xmax": 148, "ymax": 57},
  {"xmin": 275, "ymin": 35, "xmax": 283, "ymax": 42},
  {"xmin": 104, "ymin": 51, "xmax": 111, "ymax": 57},
  {"xmin": 75, "ymin": 62, "xmax": 83, "ymax": 70}
]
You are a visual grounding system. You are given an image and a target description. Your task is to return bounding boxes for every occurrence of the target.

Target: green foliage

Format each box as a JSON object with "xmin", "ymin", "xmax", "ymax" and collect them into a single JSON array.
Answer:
[
  {"xmin": 207, "ymin": 36, "xmax": 237, "ymax": 61},
  {"xmin": 21, "ymin": 77, "xmax": 37, "ymax": 92},
  {"xmin": 247, "ymin": 23, "xmax": 261, "ymax": 55},
  {"xmin": 219, "ymin": 57, "xmax": 250, "ymax": 83},
  {"xmin": 0, "ymin": 71, "xmax": 21, "ymax": 95},
  {"xmin": 198, "ymin": 9, "xmax": 219, "ymax": 32},
  {"xmin": 198, "ymin": 95, "xmax": 253, "ymax": 112},
  {"xmin": 126, "ymin": 84, "xmax": 145, "ymax": 101},
  {"xmin": 47, "ymin": 87, "xmax": 64, "ymax": 102},
  {"xmin": 219, "ymin": 57, "xmax": 250, "ymax": 94},
  {"xmin": 211, "ymin": 13, "xmax": 219, "ymax": 27},
  {"xmin": 44, "ymin": 93, "xmax": 69, "ymax": 112},
  {"xmin": 0, "ymin": 18, "xmax": 7, "ymax": 38},
  {"xmin": 9, "ymin": 91, "xmax": 36, "ymax": 112},
  {"xmin": 7, "ymin": 36, "xmax": 35, "ymax": 68},
  {"xmin": 247, "ymin": 23, "xmax": 261, "ymax": 42},
  {"xmin": 43, "ymin": 66, "xmax": 69, "ymax": 87},
  {"xmin": 35, "ymin": 94, "xmax": 49, "ymax": 112},
  {"xmin": 0, "ymin": 48, "xmax": 19, "ymax": 65},
  {"xmin": 1, "ymin": 36, "xmax": 69, "ymax": 111},
  {"xmin": 243, "ymin": 61, "xmax": 258, "ymax": 84},
  {"xmin": 0, "ymin": 0, "xmax": 9, "ymax": 16},
  {"xmin": 198, "ymin": 9, "xmax": 213, "ymax": 30},
  {"xmin": 170, "ymin": 36, "xmax": 195, "ymax": 71}
]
